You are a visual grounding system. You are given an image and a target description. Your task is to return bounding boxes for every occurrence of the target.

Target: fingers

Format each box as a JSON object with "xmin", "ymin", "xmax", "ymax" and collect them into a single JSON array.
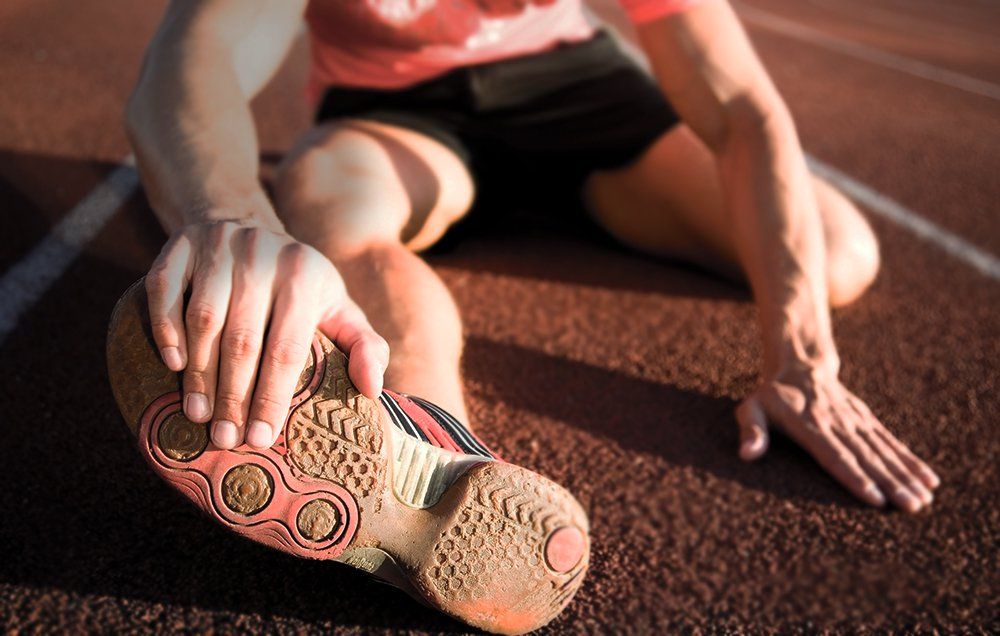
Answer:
[
  {"xmin": 781, "ymin": 415, "xmax": 886, "ymax": 508},
  {"xmin": 182, "ymin": 228, "xmax": 235, "ymax": 424},
  {"xmin": 320, "ymin": 301, "xmax": 389, "ymax": 399},
  {"xmin": 246, "ymin": 247, "xmax": 321, "ymax": 449},
  {"xmin": 735, "ymin": 397, "xmax": 770, "ymax": 461},
  {"xmin": 833, "ymin": 424, "xmax": 925, "ymax": 513},
  {"xmin": 150, "ymin": 223, "xmax": 386, "ymax": 453},
  {"xmin": 146, "ymin": 236, "xmax": 193, "ymax": 371},
  {"xmin": 846, "ymin": 396, "xmax": 939, "ymax": 506},
  {"xmin": 862, "ymin": 428, "xmax": 934, "ymax": 507},
  {"xmin": 758, "ymin": 381, "xmax": 940, "ymax": 513},
  {"xmin": 870, "ymin": 418, "xmax": 941, "ymax": 490},
  {"xmin": 211, "ymin": 230, "xmax": 275, "ymax": 449}
]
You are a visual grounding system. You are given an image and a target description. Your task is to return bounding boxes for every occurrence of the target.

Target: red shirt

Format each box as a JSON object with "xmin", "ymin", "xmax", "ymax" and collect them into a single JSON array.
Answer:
[{"xmin": 305, "ymin": 0, "xmax": 702, "ymax": 101}]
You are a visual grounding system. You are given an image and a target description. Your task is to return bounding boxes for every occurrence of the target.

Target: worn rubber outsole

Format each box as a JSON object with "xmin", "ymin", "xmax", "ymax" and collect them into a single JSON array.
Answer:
[{"xmin": 106, "ymin": 280, "xmax": 590, "ymax": 635}]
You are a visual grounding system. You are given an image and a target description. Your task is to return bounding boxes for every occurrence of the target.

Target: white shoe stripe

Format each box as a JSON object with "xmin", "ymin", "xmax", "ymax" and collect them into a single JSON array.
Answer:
[{"xmin": 379, "ymin": 393, "xmax": 426, "ymax": 442}]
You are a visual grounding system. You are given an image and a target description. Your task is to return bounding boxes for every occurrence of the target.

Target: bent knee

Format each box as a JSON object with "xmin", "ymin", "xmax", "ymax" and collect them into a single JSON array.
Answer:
[
  {"xmin": 273, "ymin": 120, "xmax": 474, "ymax": 258},
  {"xmin": 828, "ymin": 216, "xmax": 881, "ymax": 307},
  {"xmin": 274, "ymin": 126, "xmax": 413, "ymax": 255}
]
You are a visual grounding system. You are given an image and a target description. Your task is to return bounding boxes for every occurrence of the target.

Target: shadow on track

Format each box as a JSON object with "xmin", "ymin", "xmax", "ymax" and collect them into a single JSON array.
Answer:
[
  {"xmin": 462, "ymin": 336, "xmax": 860, "ymax": 508},
  {"xmin": 425, "ymin": 184, "xmax": 749, "ymax": 300}
]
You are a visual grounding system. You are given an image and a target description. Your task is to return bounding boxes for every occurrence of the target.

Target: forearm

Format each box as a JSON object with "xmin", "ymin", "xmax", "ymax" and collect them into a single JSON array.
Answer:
[
  {"xmin": 630, "ymin": 2, "xmax": 940, "ymax": 511},
  {"xmin": 124, "ymin": 33, "xmax": 281, "ymax": 232},
  {"xmin": 632, "ymin": 2, "xmax": 840, "ymax": 379},
  {"xmin": 717, "ymin": 103, "xmax": 837, "ymax": 378}
]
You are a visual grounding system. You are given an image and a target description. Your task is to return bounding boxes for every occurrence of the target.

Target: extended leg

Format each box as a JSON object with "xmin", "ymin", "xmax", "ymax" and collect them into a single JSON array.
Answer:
[
  {"xmin": 581, "ymin": 124, "xmax": 880, "ymax": 307},
  {"xmin": 274, "ymin": 118, "xmax": 476, "ymax": 420}
]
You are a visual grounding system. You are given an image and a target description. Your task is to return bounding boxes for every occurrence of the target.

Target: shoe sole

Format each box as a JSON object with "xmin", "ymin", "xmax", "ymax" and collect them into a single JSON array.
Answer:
[{"xmin": 106, "ymin": 280, "xmax": 589, "ymax": 635}]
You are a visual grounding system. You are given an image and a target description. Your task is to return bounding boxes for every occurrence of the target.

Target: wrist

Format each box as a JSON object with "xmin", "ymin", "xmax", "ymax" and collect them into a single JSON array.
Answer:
[
  {"xmin": 761, "ymin": 297, "xmax": 839, "ymax": 381},
  {"xmin": 765, "ymin": 334, "xmax": 840, "ymax": 382},
  {"xmin": 767, "ymin": 352, "xmax": 840, "ymax": 386},
  {"xmin": 183, "ymin": 190, "xmax": 286, "ymax": 234}
]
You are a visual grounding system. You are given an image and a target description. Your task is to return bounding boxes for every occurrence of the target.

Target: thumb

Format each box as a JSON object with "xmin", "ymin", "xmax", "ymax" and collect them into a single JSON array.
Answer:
[
  {"xmin": 736, "ymin": 396, "xmax": 770, "ymax": 461},
  {"xmin": 318, "ymin": 301, "xmax": 389, "ymax": 399}
]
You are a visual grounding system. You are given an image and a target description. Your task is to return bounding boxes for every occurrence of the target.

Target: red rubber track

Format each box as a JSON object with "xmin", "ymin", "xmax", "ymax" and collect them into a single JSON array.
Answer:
[{"xmin": 0, "ymin": 0, "xmax": 996, "ymax": 632}]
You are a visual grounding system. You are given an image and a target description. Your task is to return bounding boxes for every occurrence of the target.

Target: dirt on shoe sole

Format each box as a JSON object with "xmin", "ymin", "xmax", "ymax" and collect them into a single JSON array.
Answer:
[{"xmin": 105, "ymin": 279, "xmax": 590, "ymax": 635}]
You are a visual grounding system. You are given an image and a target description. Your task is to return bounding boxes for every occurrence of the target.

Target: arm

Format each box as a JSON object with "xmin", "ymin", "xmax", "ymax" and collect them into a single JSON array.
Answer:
[
  {"xmin": 633, "ymin": 1, "xmax": 939, "ymax": 510},
  {"xmin": 126, "ymin": 0, "xmax": 389, "ymax": 451},
  {"xmin": 125, "ymin": 0, "xmax": 303, "ymax": 230}
]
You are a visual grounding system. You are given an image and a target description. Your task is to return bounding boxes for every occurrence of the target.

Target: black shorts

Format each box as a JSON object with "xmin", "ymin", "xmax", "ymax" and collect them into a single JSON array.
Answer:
[{"xmin": 314, "ymin": 27, "xmax": 680, "ymax": 220}]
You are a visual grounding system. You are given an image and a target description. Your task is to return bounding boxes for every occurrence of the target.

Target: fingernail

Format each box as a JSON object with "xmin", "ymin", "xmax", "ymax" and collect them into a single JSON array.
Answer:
[
  {"xmin": 895, "ymin": 488, "xmax": 921, "ymax": 512},
  {"xmin": 925, "ymin": 469, "xmax": 941, "ymax": 489},
  {"xmin": 740, "ymin": 435, "xmax": 762, "ymax": 459},
  {"xmin": 212, "ymin": 420, "xmax": 239, "ymax": 449},
  {"xmin": 184, "ymin": 392, "xmax": 210, "ymax": 422},
  {"xmin": 162, "ymin": 347, "xmax": 183, "ymax": 371},
  {"xmin": 865, "ymin": 484, "xmax": 886, "ymax": 506},
  {"xmin": 246, "ymin": 420, "xmax": 273, "ymax": 448},
  {"xmin": 916, "ymin": 486, "xmax": 934, "ymax": 506}
]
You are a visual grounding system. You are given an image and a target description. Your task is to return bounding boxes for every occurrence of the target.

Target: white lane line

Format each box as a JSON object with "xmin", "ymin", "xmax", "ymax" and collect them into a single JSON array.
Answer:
[
  {"xmin": 734, "ymin": 1, "xmax": 1000, "ymax": 101},
  {"xmin": 808, "ymin": 155, "xmax": 1000, "ymax": 282},
  {"xmin": 0, "ymin": 156, "xmax": 138, "ymax": 344},
  {"xmin": 806, "ymin": 0, "xmax": 998, "ymax": 43}
]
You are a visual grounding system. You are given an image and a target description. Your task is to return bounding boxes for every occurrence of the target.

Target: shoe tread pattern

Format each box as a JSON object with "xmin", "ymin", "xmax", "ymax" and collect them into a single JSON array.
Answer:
[
  {"xmin": 422, "ymin": 462, "xmax": 590, "ymax": 633},
  {"xmin": 285, "ymin": 338, "xmax": 385, "ymax": 513}
]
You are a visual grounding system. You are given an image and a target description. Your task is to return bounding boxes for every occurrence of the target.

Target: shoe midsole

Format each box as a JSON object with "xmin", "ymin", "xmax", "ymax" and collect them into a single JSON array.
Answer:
[{"xmin": 388, "ymin": 425, "xmax": 492, "ymax": 509}]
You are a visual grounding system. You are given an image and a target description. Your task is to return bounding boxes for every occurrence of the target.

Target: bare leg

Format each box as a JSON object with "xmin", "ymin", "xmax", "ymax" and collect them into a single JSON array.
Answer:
[
  {"xmin": 274, "ymin": 119, "xmax": 476, "ymax": 421},
  {"xmin": 582, "ymin": 124, "xmax": 881, "ymax": 307}
]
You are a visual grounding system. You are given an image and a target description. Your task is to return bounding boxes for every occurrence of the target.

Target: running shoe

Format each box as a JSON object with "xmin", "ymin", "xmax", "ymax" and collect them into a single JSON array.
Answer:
[{"xmin": 106, "ymin": 280, "xmax": 589, "ymax": 634}]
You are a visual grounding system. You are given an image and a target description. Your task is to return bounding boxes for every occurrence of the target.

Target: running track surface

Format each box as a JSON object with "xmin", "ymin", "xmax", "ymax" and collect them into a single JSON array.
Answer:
[{"xmin": 0, "ymin": 1, "xmax": 996, "ymax": 633}]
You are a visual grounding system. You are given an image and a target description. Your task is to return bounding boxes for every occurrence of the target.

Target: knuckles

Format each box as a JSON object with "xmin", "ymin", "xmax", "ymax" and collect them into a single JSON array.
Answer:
[
  {"xmin": 222, "ymin": 327, "xmax": 261, "ymax": 359},
  {"xmin": 149, "ymin": 317, "xmax": 177, "ymax": 339},
  {"xmin": 214, "ymin": 391, "xmax": 248, "ymax": 415},
  {"xmin": 235, "ymin": 226, "xmax": 262, "ymax": 249},
  {"xmin": 251, "ymin": 392, "xmax": 287, "ymax": 416},
  {"xmin": 203, "ymin": 220, "xmax": 234, "ymax": 247},
  {"xmin": 186, "ymin": 302, "xmax": 221, "ymax": 332},
  {"xmin": 183, "ymin": 367, "xmax": 208, "ymax": 387},
  {"xmin": 281, "ymin": 242, "xmax": 319, "ymax": 277},
  {"xmin": 235, "ymin": 226, "xmax": 283, "ymax": 265},
  {"xmin": 268, "ymin": 338, "xmax": 310, "ymax": 367},
  {"xmin": 144, "ymin": 268, "xmax": 173, "ymax": 295},
  {"xmin": 150, "ymin": 223, "xmax": 351, "ymax": 410}
]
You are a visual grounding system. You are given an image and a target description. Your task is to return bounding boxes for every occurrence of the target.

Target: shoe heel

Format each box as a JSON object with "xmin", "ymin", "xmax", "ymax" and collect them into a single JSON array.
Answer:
[{"xmin": 413, "ymin": 461, "xmax": 590, "ymax": 635}]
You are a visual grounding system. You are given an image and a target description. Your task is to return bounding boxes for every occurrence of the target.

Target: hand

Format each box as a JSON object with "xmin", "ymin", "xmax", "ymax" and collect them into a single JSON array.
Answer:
[
  {"xmin": 145, "ymin": 219, "xmax": 389, "ymax": 450},
  {"xmin": 736, "ymin": 365, "xmax": 940, "ymax": 512}
]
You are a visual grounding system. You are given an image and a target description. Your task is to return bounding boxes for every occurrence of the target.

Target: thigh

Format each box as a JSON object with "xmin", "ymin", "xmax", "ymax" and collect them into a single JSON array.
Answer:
[
  {"xmin": 275, "ymin": 117, "xmax": 476, "ymax": 254},
  {"xmin": 581, "ymin": 123, "xmax": 875, "ymax": 285},
  {"xmin": 580, "ymin": 124, "xmax": 740, "ymax": 276}
]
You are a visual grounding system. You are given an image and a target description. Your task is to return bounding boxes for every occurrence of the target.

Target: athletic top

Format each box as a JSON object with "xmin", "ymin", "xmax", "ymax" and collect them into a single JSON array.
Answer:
[{"xmin": 304, "ymin": 0, "xmax": 702, "ymax": 101}]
